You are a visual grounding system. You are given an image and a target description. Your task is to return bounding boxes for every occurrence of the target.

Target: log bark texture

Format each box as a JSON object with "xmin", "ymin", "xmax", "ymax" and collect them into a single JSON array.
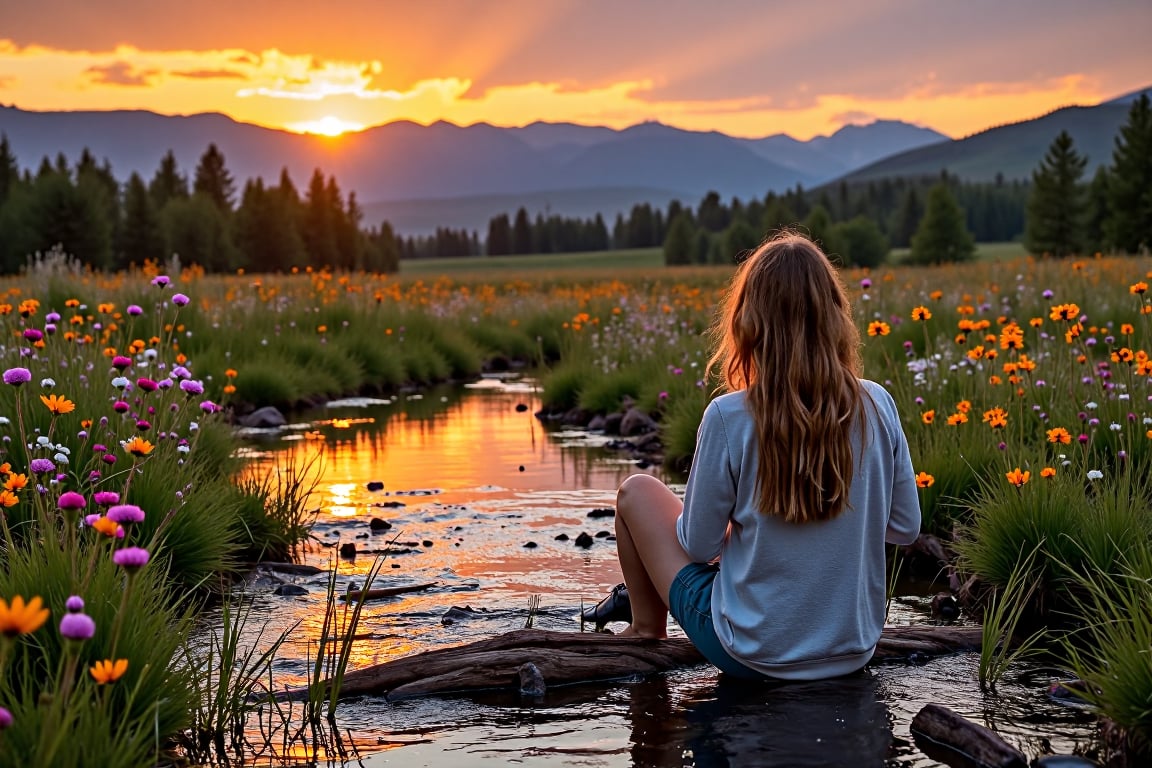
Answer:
[
  {"xmin": 285, "ymin": 625, "xmax": 982, "ymax": 702},
  {"xmin": 911, "ymin": 703, "xmax": 1028, "ymax": 768}
]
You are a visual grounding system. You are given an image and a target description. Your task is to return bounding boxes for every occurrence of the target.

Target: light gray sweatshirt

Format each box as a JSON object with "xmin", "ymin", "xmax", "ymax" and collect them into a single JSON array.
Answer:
[{"xmin": 676, "ymin": 379, "xmax": 921, "ymax": 680}]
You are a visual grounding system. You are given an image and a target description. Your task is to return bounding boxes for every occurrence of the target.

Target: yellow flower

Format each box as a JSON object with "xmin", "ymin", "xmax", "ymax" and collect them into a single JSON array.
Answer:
[
  {"xmin": 915, "ymin": 472, "xmax": 935, "ymax": 488},
  {"xmin": 911, "ymin": 306, "xmax": 932, "ymax": 322},
  {"xmin": 1040, "ymin": 467, "xmax": 1057, "ymax": 479},
  {"xmin": 123, "ymin": 437, "xmax": 154, "ymax": 457},
  {"xmin": 90, "ymin": 658, "xmax": 129, "ymax": 685},
  {"xmin": 0, "ymin": 595, "xmax": 50, "ymax": 637},
  {"xmin": 867, "ymin": 321, "xmax": 890, "ymax": 337},
  {"xmin": 39, "ymin": 394, "xmax": 76, "ymax": 415},
  {"xmin": 1006, "ymin": 468, "xmax": 1030, "ymax": 487}
]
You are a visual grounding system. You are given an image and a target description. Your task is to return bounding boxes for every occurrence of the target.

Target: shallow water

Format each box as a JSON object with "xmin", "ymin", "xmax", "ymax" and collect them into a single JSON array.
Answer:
[{"xmin": 219, "ymin": 376, "xmax": 1100, "ymax": 767}]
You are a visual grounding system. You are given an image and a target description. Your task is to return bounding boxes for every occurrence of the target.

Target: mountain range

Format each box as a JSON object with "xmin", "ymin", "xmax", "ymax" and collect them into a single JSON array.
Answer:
[{"xmin": 0, "ymin": 85, "xmax": 1146, "ymax": 236}]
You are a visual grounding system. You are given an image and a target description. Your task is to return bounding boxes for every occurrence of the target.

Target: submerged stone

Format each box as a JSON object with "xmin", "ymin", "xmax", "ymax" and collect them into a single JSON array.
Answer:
[
  {"xmin": 273, "ymin": 584, "xmax": 308, "ymax": 597},
  {"xmin": 574, "ymin": 532, "xmax": 594, "ymax": 548}
]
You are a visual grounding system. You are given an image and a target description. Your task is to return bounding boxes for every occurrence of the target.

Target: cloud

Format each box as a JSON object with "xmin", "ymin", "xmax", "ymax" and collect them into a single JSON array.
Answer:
[
  {"xmin": 170, "ymin": 67, "xmax": 247, "ymax": 80},
  {"xmin": 84, "ymin": 60, "xmax": 157, "ymax": 87},
  {"xmin": 0, "ymin": 74, "xmax": 15, "ymax": 90},
  {"xmin": 830, "ymin": 110, "xmax": 876, "ymax": 126}
]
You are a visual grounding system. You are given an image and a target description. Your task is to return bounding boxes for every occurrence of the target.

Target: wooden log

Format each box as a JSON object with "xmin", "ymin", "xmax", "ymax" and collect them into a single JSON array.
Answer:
[
  {"xmin": 340, "ymin": 582, "xmax": 437, "ymax": 601},
  {"xmin": 280, "ymin": 625, "xmax": 982, "ymax": 702},
  {"xmin": 911, "ymin": 703, "xmax": 1028, "ymax": 768}
]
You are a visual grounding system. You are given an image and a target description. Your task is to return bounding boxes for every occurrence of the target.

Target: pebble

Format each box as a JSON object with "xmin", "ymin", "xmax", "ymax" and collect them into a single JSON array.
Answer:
[
  {"xmin": 369, "ymin": 517, "xmax": 393, "ymax": 531},
  {"xmin": 515, "ymin": 403, "xmax": 529, "ymax": 412},
  {"xmin": 587, "ymin": 508, "xmax": 616, "ymax": 519},
  {"xmin": 594, "ymin": 530, "xmax": 612, "ymax": 538},
  {"xmin": 422, "ymin": 540, "xmax": 433, "ymax": 547},
  {"xmin": 366, "ymin": 481, "xmax": 385, "ymax": 491},
  {"xmin": 339, "ymin": 542, "xmax": 357, "ymax": 558},
  {"xmin": 523, "ymin": 541, "xmax": 538, "ymax": 548},
  {"xmin": 574, "ymin": 532, "xmax": 594, "ymax": 548},
  {"xmin": 273, "ymin": 584, "xmax": 308, "ymax": 597},
  {"xmin": 555, "ymin": 533, "xmax": 570, "ymax": 541}
]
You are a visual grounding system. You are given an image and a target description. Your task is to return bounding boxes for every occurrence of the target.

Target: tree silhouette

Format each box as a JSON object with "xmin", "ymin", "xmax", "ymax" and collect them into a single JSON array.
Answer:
[{"xmin": 1025, "ymin": 131, "xmax": 1087, "ymax": 257}]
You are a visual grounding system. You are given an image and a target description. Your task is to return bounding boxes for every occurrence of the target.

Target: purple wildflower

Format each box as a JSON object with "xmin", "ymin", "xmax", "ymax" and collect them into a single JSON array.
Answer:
[
  {"xmin": 171, "ymin": 293, "xmax": 190, "ymax": 307},
  {"xmin": 112, "ymin": 355, "xmax": 132, "ymax": 370},
  {"xmin": 113, "ymin": 547, "xmax": 150, "ymax": 571},
  {"xmin": 29, "ymin": 458, "xmax": 55, "ymax": 474},
  {"xmin": 127, "ymin": 304, "xmax": 143, "ymax": 316},
  {"xmin": 151, "ymin": 275, "xmax": 170, "ymax": 288},
  {"xmin": 22, "ymin": 329, "xmax": 43, "ymax": 342},
  {"xmin": 179, "ymin": 379, "xmax": 204, "ymax": 396},
  {"xmin": 57, "ymin": 491, "xmax": 86, "ymax": 511},
  {"xmin": 0, "ymin": 706, "xmax": 11, "ymax": 730},
  {"xmin": 2, "ymin": 368, "xmax": 31, "ymax": 386},
  {"xmin": 113, "ymin": 401, "xmax": 130, "ymax": 413},
  {"xmin": 93, "ymin": 491, "xmax": 120, "ymax": 506},
  {"xmin": 137, "ymin": 378, "xmax": 158, "ymax": 392},
  {"xmin": 65, "ymin": 595, "xmax": 84, "ymax": 613},
  {"xmin": 199, "ymin": 400, "xmax": 219, "ymax": 413},
  {"xmin": 59, "ymin": 612, "xmax": 96, "ymax": 641},
  {"xmin": 46, "ymin": 312, "xmax": 60, "ymax": 323},
  {"xmin": 107, "ymin": 505, "xmax": 145, "ymax": 524}
]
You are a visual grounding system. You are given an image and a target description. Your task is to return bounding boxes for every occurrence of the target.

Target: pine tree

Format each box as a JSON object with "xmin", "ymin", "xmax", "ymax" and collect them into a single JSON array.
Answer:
[
  {"xmin": 888, "ymin": 187, "xmax": 922, "ymax": 248},
  {"xmin": 512, "ymin": 207, "xmax": 532, "ymax": 254},
  {"xmin": 301, "ymin": 169, "xmax": 337, "ymax": 266},
  {"xmin": 486, "ymin": 214, "xmax": 511, "ymax": 256},
  {"xmin": 119, "ymin": 172, "xmax": 164, "ymax": 267},
  {"xmin": 0, "ymin": 134, "xmax": 18, "ymax": 206},
  {"xmin": 193, "ymin": 143, "xmax": 236, "ymax": 212},
  {"xmin": 1024, "ymin": 131, "xmax": 1087, "ymax": 257},
  {"xmin": 149, "ymin": 151, "xmax": 188, "ymax": 210},
  {"xmin": 909, "ymin": 183, "xmax": 975, "ymax": 265},
  {"xmin": 662, "ymin": 213, "xmax": 695, "ymax": 266},
  {"xmin": 1084, "ymin": 166, "xmax": 1111, "ymax": 254},
  {"xmin": 1106, "ymin": 94, "xmax": 1152, "ymax": 254}
]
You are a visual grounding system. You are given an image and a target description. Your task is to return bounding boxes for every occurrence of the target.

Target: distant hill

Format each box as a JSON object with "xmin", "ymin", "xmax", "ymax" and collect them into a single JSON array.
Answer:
[
  {"xmin": 842, "ymin": 102, "xmax": 1136, "ymax": 183},
  {"xmin": 0, "ymin": 105, "xmax": 949, "ymax": 234}
]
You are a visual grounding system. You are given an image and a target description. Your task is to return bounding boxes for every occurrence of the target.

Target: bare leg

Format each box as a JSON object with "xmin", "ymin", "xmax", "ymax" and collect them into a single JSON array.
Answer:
[{"xmin": 613, "ymin": 474, "xmax": 691, "ymax": 639}]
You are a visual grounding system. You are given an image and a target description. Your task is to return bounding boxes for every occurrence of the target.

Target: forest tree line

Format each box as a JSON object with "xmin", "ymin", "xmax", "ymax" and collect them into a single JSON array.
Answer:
[{"xmin": 0, "ymin": 141, "xmax": 401, "ymax": 274}]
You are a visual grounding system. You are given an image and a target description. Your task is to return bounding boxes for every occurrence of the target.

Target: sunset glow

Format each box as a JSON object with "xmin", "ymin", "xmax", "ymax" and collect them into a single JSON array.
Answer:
[{"xmin": 0, "ymin": 1, "xmax": 1149, "ymax": 140}]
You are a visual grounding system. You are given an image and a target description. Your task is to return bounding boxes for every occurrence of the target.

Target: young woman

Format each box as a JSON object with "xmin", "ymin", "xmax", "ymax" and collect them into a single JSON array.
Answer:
[{"xmin": 584, "ymin": 233, "xmax": 921, "ymax": 681}]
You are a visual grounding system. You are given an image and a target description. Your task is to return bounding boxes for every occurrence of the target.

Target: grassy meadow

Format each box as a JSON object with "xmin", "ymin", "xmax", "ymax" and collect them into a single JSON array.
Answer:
[{"xmin": 1, "ymin": 242, "xmax": 1151, "ymax": 760}]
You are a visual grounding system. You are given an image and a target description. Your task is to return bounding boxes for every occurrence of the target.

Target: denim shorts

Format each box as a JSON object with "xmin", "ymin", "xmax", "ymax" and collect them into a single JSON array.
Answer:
[{"xmin": 668, "ymin": 562, "xmax": 769, "ymax": 680}]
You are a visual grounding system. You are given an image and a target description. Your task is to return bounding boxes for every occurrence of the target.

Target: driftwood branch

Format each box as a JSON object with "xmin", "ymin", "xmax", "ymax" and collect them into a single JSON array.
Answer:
[
  {"xmin": 911, "ymin": 703, "xmax": 1028, "ymax": 768},
  {"xmin": 281, "ymin": 625, "xmax": 981, "ymax": 702}
]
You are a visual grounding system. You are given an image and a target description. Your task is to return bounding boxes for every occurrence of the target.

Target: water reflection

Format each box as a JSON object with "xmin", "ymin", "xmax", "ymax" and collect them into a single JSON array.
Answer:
[{"xmin": 627, "ymin": 673, "xmax": 893, "ymax": 768}]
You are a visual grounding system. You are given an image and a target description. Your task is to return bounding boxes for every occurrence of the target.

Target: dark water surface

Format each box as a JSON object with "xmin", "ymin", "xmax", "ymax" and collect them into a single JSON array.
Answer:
[{"xmin": 222, "ymin": 376, "xmax": 1099, "ymax": 767}]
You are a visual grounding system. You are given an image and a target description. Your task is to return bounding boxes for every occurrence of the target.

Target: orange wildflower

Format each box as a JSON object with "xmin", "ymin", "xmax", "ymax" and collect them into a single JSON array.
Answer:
[
  {"xmin": 90, "ymin": 658, "xmax": 129, "ymax": 685},
  {"xmin": 1040, "ymin": 467, "xmax": 1057, "ymax": 479},
  {"xmin": 1047, "ymin": 427, "xmax": 1072, "ymax": 444},
  {"xmin": 0, "ymin": 490, "xmax": 18, "ymax": 508},
  {"xmin": 39, "ymin": 394, "xmax": 76, "ymax": 415},
  {"xmin": 915, "ymin": 472, "xmax": 935, "ymax": 488},
  {"xmin": 921, "ymin": 410, "xmax": 935, "ymax": 425},
  {"xmin": 867, "ymin": 321, "xmax": 890, "ymax": 337},
  {"xmin": 4, "ymin": 473, "xmax": 28, "ymax": 491},
  {"xmin": 124, "ymin": 437, "xmax": 154, "ymax": 457},
  {"xmin": 91, "ymin": 517, "xmax": 120, "ymax": 537},
  {"xmin": 0, "ymin": 595, "xmax": 50, "ymax": 636},
  {"xmin": 1050, "ymin": 303, "xmax": 1080, "ymax": 322},
  {"xmin": 1130, "ymin": 282, "xmax": 1148, "ymax": 295},
  {"xmin": 1006, "ymin": 468, "xmax": 1030, "ymax": 487},
  {"xmin": 946, "ymin": 412, "xmax": 968, "ymax": 426},
  {"xmin": 911, "ymin": 306, "xmax": 932, "ymax": 322}
]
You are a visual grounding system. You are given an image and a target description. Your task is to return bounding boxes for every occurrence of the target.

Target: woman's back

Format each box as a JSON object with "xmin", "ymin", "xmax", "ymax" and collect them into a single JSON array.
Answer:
[{"xmin": 676, "ymin": 380, "xmax": 921, "ymax": 680}]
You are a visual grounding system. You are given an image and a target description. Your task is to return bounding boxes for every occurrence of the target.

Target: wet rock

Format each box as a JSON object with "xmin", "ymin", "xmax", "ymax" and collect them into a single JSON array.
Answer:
[
  {"xmin": 523, "ymin": 541, "xmax": 538, "ymax": 548},
  {"xmin": 635, "ymin": 459, "xmax": 651, "ymax": 469},
  {"xmin": 1048, "ymin": 680, "xmax": 1094, "ymax": 706},
  {"xmin": 339, "ymin": 542, "xmax": 357, "ymax": 559},
  {"xmin": 632, "ymin": 432, "xmax": 663, "ymax": 452},
  {"xmin": 238, "ymin": 406, "xmax": 287, "ymax": 428},
  {"xmin": 586, "ymin": 414, "xmax": 607, "ymax": 431},
  {"xmin": 274, "ymin": 584, "xmax": 309, "ymax": 597},
  {"xmin": 356, "ymin": 533, "xmax": 369, "ymax": 539},
  {"xmin": 594, "ymin": 530, "xmax": 612, "ymax": 538},
  {"xmin": 587, "ymin": 508, "xmax": 616, "ymax": 519},
  {"xmin": 620, "ymin": 407, "xmax": 657, "ymax": 437},
  {"xmin": 373, "ymin": 501, "xmax": 406, "ymax": 509},
  {"xmin": 366, "ymin": 480, "xmax": 385, "ymax": 491},
  {"xmin": 514, "ymin": 403, "xmax": 529, "ymax": 413},
  {"xmin": 262, "ymin": 562, "xmax": 323, "ymax": 576},
  {"xmin": 554, "ymin": 533, "xmax": 570, "ymax": 541},
  {"xmin": 602, "ymin": 412, "xmax": 624, "ymax": 435},
  {"xmin": 391, "ymin": 563, "xmax": 401, "ymax": 568},
  {"xmin": 422, "ymin": 540, "xmax": 433, "ymax": 547},
  {"xmin": 518, "ymin": 662, "xmax": 547, "ymax": 698},
  {"xmin": 930, "ymin": 592, "xmax": 960, "ymax": 622},
  {"xmin": 574, "ymin": 532, "xmax": 594, "ymax": 548},
  {"xmin": 442, "ymin": 605, "xmax": 490, "ymax": 625},
  {"xmin": 518, "ymin": 465, "xmax": 525, "ymax": 472},
  {"xmin": 369, "ymin": 518, "xmax": 393, "ymax": 531},
  {"xmin": 561, "ymin": 407, "xmax": 593, "ymax": 426}
]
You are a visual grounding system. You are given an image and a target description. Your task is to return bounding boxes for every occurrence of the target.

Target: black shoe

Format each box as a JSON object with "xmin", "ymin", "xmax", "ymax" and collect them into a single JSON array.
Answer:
[{"xmin": 582, "ymin": 583, "xmax": 632, "ymax": 631}]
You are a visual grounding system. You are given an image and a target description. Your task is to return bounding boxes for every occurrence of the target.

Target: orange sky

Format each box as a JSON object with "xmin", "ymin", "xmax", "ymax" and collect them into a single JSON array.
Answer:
[{"xmin": 1, "ymin": 0, "xmax": 1149, "ymax": 139}]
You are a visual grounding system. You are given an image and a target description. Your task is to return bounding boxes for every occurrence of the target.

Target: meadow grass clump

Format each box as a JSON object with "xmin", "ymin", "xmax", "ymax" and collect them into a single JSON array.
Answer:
[
  {"xmin": 1060, "ymin": 542, "xmax": 1152, "ymax": 756},
  {"xmin": 332, "ymin": 334, "xmax": 406, "ymax": 389},
  {"xmin": 539, "ymin": 362, "xmax": 588, "ymax": 411},
  {"xmin": 577, "ymin": 369, "xmax": 647, "ymax": 413}
]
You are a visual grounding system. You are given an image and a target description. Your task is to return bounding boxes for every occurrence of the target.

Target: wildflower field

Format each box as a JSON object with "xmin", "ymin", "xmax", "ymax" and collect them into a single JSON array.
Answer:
[{"xmin": 1, "ymin": 249, "xmax": 1151, "ymax": 762}]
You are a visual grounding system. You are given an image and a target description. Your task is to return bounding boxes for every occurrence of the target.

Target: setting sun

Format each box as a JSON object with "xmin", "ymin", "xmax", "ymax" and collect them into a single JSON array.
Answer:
[{"xmin": 288, "ymin": 115, "xmax": 365, "ymax": 137}]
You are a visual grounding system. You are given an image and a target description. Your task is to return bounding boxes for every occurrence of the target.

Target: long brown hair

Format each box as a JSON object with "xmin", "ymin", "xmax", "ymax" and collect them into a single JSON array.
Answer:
[{"xmin": 707, "ymin": 232, "xmax": 864, "ymax": 523}]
